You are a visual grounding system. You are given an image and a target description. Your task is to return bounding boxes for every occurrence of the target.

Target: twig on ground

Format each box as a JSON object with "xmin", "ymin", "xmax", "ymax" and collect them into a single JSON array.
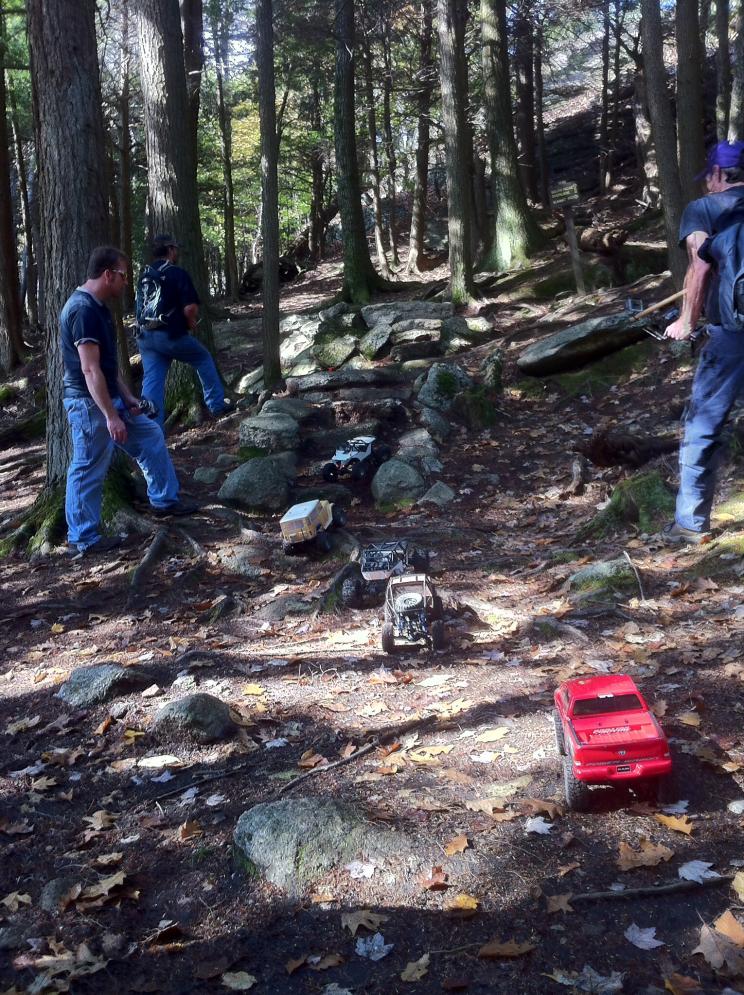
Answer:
[
  {"xmin": 277, "ymin": 740, "xmax": 378, "ymax": 797},
  {"xmin": 571, "ymin": 874, "xmax": 731, "ymax": 904},
  {"xmin": 142, "ymin": 761, "xmax": 255, "ymax": 806},
  {"xmin": 129, "ymin": 526, "xmax": 169, "ymax": 592},
  {"xmin": 623, "ymin": 550, "xmax": 647, "ymax": 603},
  {"xmin": 175, "ymin": 527, "xmax": 206, "ymax": 560}
]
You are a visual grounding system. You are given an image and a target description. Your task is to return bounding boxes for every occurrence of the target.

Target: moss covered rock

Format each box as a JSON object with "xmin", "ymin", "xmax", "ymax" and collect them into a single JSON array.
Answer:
[
  {"xmin": 584, "ymin": 471, "xmax": 675, "ymax": 536},
  {"xmin": 569, "ymin": 557, "xmax": 636, "ymax": 596}
]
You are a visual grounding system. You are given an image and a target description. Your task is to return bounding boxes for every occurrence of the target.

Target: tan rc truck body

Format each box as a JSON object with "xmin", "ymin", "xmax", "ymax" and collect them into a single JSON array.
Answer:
[{"xmin": 279, "ymin": 498, "xmax": 346, "ymax": 554}]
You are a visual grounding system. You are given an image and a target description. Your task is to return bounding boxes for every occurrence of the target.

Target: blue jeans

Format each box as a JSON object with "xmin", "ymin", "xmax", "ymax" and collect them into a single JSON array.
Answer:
[
  {"xmin": 64, "ymin": 396, "xmax": 180, "ymax": 550},
  {"xmin": 676, "ymin": 328, "xmax": 744, "ymax": 532},
  {"xmin": 138, "ymin": 330, "xmax": 225, "ymax": 428}
]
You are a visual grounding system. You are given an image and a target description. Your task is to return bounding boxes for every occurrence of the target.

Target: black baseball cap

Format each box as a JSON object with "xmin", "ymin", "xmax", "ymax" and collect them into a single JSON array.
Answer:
[{"xmin": 152, "ymin": 233, "xmax": 181, "ymax": 249}]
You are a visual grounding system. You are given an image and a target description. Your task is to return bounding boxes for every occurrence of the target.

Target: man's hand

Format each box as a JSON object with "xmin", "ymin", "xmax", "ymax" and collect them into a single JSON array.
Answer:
[
  {"xmin": 665, "ymin": 317, "xmax": 693, "ymax": 340},
  {"xmin": 106, "ymin": 414, "xmax": 127, "ymax": 443}
]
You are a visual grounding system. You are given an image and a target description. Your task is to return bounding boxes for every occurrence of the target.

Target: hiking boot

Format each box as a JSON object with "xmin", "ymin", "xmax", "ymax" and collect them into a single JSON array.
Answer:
[
  {"xmin": 151, "ymin": 499, "xmax": 200, "ymax": 518},
  {"xmin": 660, "ymin": 521, "xmax": 711, "ymax": 546},
  {"xmin": 66, "ymin": 536, "xmax": 124, "ymax": 559},
  {"xmin": 211, "ymin": 398, "xmax": 237, "ymax": 420}
]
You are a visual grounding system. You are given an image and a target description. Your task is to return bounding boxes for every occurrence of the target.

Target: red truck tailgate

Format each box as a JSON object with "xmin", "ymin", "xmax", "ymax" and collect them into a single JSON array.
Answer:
[{"xmin": 571, "ymin": 712, "xmax": 663, "ymax": 755}]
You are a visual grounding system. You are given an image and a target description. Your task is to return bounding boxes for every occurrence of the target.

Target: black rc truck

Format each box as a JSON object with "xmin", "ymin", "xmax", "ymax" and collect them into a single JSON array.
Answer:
[{"xmin": 381, "ymin": 573, "xmax": 445, "ymax": 653}]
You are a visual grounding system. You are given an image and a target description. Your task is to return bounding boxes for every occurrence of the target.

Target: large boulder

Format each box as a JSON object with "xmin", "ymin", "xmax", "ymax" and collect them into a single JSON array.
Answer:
[
  {"xmin": 391, "ymin": 340, "xmax": 443, "ymax": 363},
  {"xmin": 313, "ymin": 331, "xmax": 358, "ymax": 369},
  {"xmin": 218, "ymin": 456, "xmax": 291, "ymax": 511},
  {"xmin": 396, "ymin": 428, "xmax": 442, "ymax": 476},
  {"xmin": 480, "ymin": 348, "xmax": 504, "ymax": 392},
  {"xmin": 358, "ymin": 324, "xmax": 393, "ymax": 360},
  {"xmin": 517, "ymin": 314, "xmax": 647, "ymax": 376},
  {"xmin": 285, "ymin": 346, "xmax": 321, "ymax": 377},
  {"xmin": 238, "ymin": 412, "xmax": 300, "ymax": 453},
  {"xmin": 391, "ymin": 318, "xmax": 443, "ymax": 336},
  {"xmin": 371, "ymin": 459, "xmax": 427, "ymax": 506},
  {"xmin": 418, "ymin": 481, "xmax": 456, "ymax": 508},
  {"xmin": 303, "ymin": 420, "xmax": 382, "ymax": 456},
  {"xmin": 234, "ymin": 798, "xmax": 392, "ymax": 897},
  {"xmin": 417, "ymin": 362, "xmax": 473, "ymax": 413},
  {"xmin": 153, "ymin": 693, "xmax": 235, "ymax": 744},
  {"xmin": 319, "ymin": 302, "xmax": 363, "ymax": 327},
  {"xmin": 568, "ymin": 558, "xmax": 636, "ymax": 598},
  {"xmin": 361, "ymin": 301, "xmax": 454, "ymax": 328},
  {"xmin": 260, "ymin": 397, "xmax": 327, "ymax": 426},
  {"xmin": 442, "ymin": 315, "xmax": 492, "ymax": 343},
  {"xmin": 57, "ymin": 664, "xmax": 155, "ymax": 708},
  {"xmin": 419, "ymin": 406, "xmax": 452, "ymax": 443},
  {"xmin": 286, "ymin": 367, "xmax": 405, "ymax": 395}
]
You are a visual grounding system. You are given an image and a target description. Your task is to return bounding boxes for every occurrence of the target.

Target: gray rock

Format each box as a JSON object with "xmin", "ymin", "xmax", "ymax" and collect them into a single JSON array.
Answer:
[
  {"xmin": 517, "ymin": 314, "xmax": 647, "ymax": 376},
  {"xmin": 109, "ymin": 508, "xmax": 156, "ymax": 537},
  {"xmin": 287, "ymin": 367, "xmax": 404, "ymax": 395},
  {"xmin": 396, "ymin": 428, "xmax": 440, "ymax": 473},
  {"xmin": 391, "ymin": 340, "xmax": 443, "ymax": 363},
  {"xmin": 285, "ymin": 346, "xmax": 321, "ymax": 377},
  {"xmin": 239, "ymin": 413, "xmax": 300, "ymax": 453},
  {"xmin": 40, "ymin": 877, "xmax": 78, "ymax": 913},
  {"xmin": 193, "ymin": 466, "xmax": 220, "ymax": 485},
  {"xmin": 318, "ymin": 302, "xmax": 363, "ymax": 325},
  {"xmin": 442, "ymin": 315, "xmax": 492, "ymax": 342},
  {"xmin": 419, "ymin": 406, "xmax": 452, "ymax": 443},
  {"xmin": 361, "ymin": 301, "xmax": 455, "ymax": 328},
  {"xmin": 280, "ymin": 327, "xmax": 316, "ymax": 369},
  {"xmin": 234, "ymin": 798, "xmax": 392, "ymax": 897},
  {"xmin": 215, "ymin": 453, "xmax": 240, "ymax": 468},
  {"xmin": 358, "ymin": 324, "xmax": 393, "ymax": 360},
  {"xmin": 392, "ymin": 325, "xmax": 442, "ymax": 347},
  {"xmin": 271, "ymin": 451, "xmax": 298, "ymax": 482},
  {"xmin": 261, "ymin": 397, "xmax": 327, "ymax": 425},
  {"xmin": 153, "ymin": 693, "xmax": 235, "ymax": 744},
  {"xmin": 391, "ymin": 318, "xmax": 443, "ymax": 334},
  {"xmin": 568, "ymin": 558, "xmax": 636, "ymax": 595},
  {"xmin": 279, "ymin": 313, "xmax": 311, "ymax": 334},
  {"xmin": 236, "ymin": 367, "xmax": 264, "ymax": 394},
  {"xmin": 443, "ymin": 335, "xmax": 471, "ymax": 356},
  {"xmin": 218, "ymin": 547, "xmax": 267, "ymax": 580},
  {"xmin": 417, "ymin": 362, "xmax": 474, "ymax": 413},
  {"xmin": 218, "ymin": 457, "xmax": 290, "ymax": 511},
  {"xmin": 371, "ymin": 459, "xmax": 427, "ymax": 505},
  {"xmin": 343, "ymin": 354, "xmax": 375, "ymax": 370},
  {"xmin": 302, "ymin": 386, "xmax": 412, "ymax": 405},
  {"xmin": 313, "ymin": 332, "xmax": 358, "ymax": 369},
  {"xmin": 57, "ymin": 664, "xmax": 154, "ymax": 708},
  {"xmin": 417, "ymin": 481, "xmax": 456, "ymax": 508},
  {"xmin": 0, "ymin": 926, "xmax": 24, "ymax": 951},
  {"xmin": 480, "ymin": 348, "xmax": 504, "ymax": 392},
  {"xmin": 303, "ymin": 421, "xmax": 382, "ymax": 455}
]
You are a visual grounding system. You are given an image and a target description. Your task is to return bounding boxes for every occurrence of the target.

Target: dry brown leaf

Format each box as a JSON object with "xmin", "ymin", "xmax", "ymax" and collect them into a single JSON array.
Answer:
[
  {"xmin": 478, "ymin": 937, "xmax": 535, "ymax": 959},
  {"xmin": 401, "ymin": 953, "xmax": 430, "ymax": 982},
  {"xmin": 5, "ymin": 715, "xmax": 41, "ymax": 735},
  {"xmin": 617, "ymin": 837, "xmax": 674, "ymax": 870},
  {"xmin": 444, "ymin": 834, "xmax": 470, "ymax": 856},
  {"xmin": 444, "ymin": 893, "xmax": 479, "ymax": 912},
  {"xmin": 318, "ymin": 700, "xmax": 351, "ymax": 713},
  {"xmin": 31, "ymin": 775, "xmax": 57, "ymax": 792},
  {"xmin": 732, "ymin": 871, "xmax": 744, "ymax": 901},
  {"xmin": 420, "ymin": 866, "xmax": 449, "ymax": 891},
  {"xmin": 94, "ymin": 714, "xmax": 112, "ymax": 735},
  {"xmin": 340, "ymin": 910, "xmax": 388, "ymax": 936},
  {"xmin": 297, "ymin": 750, "xmax": 327, "ymax": 770},
  {"xmin": 178, "ymin": 820, "xmax": 203, "ymax": 841},
  {"xmin": 557, "ymin": 861, "xmax": 580, "ymax": 877},
  {"xmin": 714, "ymin": 909, "xmax": 744, "ymax": 946},
  {"xmin": 545, "ymin": 893, "xmax": 574, "ymax": 914},
  {"xmin": 83, "ymin": 810, "xmax": 117, "ymax": 832},
  {"xmin": 242, "ymin": 683, "xmax": 265, "ymax": 696},
  {"xmin": 340, "ymin": 742, "xmax": 357, "ymax": 759},
  {"xmin": 693, "ymin": 923, "xmax": 744, "ymax": 973},
  {"xmin": 654, "ymin": 813, "xmax": 694, "ymax": 835},
  {"xmin": 285, "ymin": 955, "xmax": 308, "ymax": 975},
  {"xmin": 221, "ymin": 971, "xmax": 257, "ymax": 990},
  {"xmin": 519, "ymin": 798, "xmax": 564, "ymax": 820},
  {"xmin": 676, "ymin": 711, "xmax": 701, "ymax": 728},
  {"xmin": 94, "ymin": 852, "xmax": 124, "ymax": 868},
  {"xmin": 476, "ymin": 727, "xmax": 509, "ymax": 743},
  {"xmin": 307, "ymin": 953, "xmax": 343, "ymax": 971},
  {"xmin": 1, "ymin": 891, "xmax": 31, "ymax": 911},
  {"xmin": 663, "ymin": 973, "xmax": 703, "ymax": 995},
  {"xmin": 78, "ymin": 872, "xmax": 126, "ymax": 904}
]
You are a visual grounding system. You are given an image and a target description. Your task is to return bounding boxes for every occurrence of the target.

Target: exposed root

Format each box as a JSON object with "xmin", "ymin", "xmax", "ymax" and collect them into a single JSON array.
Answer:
[
  {"xmin": 0, "ymin": 485, "xmax": 65, "ymax": 557},
  {"xmin": 128, "ymin": 526, "xmax": 170, "ymax": 596}
]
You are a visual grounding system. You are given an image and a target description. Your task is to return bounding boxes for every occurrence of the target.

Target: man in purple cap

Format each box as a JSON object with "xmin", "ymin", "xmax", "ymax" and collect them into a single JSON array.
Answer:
[
  {"xmin": 136, "ymin": 234, "xmax": 233, "ymax": 428},
  {"xmin": 662, "ymin": 140, "xmax": 744, "ymax": 544}
]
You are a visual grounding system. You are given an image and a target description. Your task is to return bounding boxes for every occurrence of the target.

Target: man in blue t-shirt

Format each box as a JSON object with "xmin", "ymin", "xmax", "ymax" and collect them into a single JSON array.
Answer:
[
  {"xmin": 137, "ymin": 234, "xmax": 231, "ymax": 428},
  {"xmin": 662, "ymin": 140, "xmax": 744, "ymax": 544},
  {"xmin": 61, "ymin": 245, "xmax": 196, "ymax": 556}
]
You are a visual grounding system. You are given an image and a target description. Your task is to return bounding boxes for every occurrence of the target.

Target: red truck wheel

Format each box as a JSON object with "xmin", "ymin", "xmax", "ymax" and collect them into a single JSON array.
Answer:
[
  {"xmin": 553, "ymin": 710, "xmax": 565, "ymax": 756},
  {"xmin": 563, "ymin": 756, "xmax": 591, "ymax": 812}
]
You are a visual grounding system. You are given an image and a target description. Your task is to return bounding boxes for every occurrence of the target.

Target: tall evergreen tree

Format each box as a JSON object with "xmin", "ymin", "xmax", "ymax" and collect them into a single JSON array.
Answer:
[
  {"xmin": 405, "ymin": 0, "xmax": 434, "ymax": 276},
  {"xmin": 0, "ymin": 32, "xmax": 23, "ymax": 372},
  {"xmin": 676, "ymin": 0, "xmax": 705, "ymax": 202}
]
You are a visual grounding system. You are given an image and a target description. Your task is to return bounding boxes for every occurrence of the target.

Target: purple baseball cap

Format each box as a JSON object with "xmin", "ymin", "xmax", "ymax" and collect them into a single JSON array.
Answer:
[{"xmin": 695, "ymin": 140, "xmax": 744, "ymax": 180}]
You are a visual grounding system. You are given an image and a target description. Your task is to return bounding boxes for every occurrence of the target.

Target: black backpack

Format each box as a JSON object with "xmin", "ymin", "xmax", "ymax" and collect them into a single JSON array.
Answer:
[
  {"xmin": 136, "ymin": 262, "xmax": 175, "ymax": 330},
  {"xmin": 699, "ymin": 201, "xmax": 744, "ymax": 330}
]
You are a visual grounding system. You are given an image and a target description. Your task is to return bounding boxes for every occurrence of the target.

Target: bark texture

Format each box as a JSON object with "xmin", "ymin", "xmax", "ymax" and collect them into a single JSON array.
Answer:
[
  {"xmin": 513, "ymin": 1, "xmax": 537, "ymax": 203},
  {"xmin": 716, "ymin": 0, "xmax": 731, "ymax": 139},
  {"xmin": 0, "ymin": 46, "xmax": 24, "ymax": 372},
  {"xmin": 361, "ymin": 29, "xmax": 393, "ymax": 279},
  {"xmin": 405, "ymin": 0, "xmax": 434, "ymax": 275},
  {"xmin": 28, "ymin": 0, "xmax": 111, "ymax": 486},
  {"xmin": 675, "ymin": 0, "xmax": 705, "ymax": 202},
  {"xmin": 729, "ymin": 0, "xmax": 744, "ymax": 139},
  {"xmin": 210, "ymin": 5, "xmax": 239, "ymax": 299}
]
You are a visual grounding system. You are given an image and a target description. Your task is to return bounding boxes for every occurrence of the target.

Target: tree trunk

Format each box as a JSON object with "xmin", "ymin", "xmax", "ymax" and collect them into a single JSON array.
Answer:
[
  {"xmin": 118, "ymin": 0, "xmax": 135, "ymax": 309},
  {"xmin": 598, "ymin": 0, "xmax": 610, "ymax": 193},
  {"xmin": 180, "ymin": 0, "xmax": 203, "ymax": 167},
  {"xmin": 135, "ymin": 0, "xmax": 216, "ymax": 416},
  {"xmin": 633, "ymin": 66, "xmax": 660, "ymax": 207},
  {"xmin": 729, "ymin": 0, "xmax": 744, "ymax": 139},
  {"xmin": 0, "ymin": 45, "xmax": 24, "ymax": 372},
  {"xmin": 513, "ymin": 1, "xmax": 538, "ymax": 203},
  {"xmin": 210, "ymin": 6, "xmax": 239, "ymax": 300},
  {"xmin": 308, "ymin": 75, "xmax": 325, "ymax": 262},
  {"xmin": 360, "ymin": 29, "xmax": 393, "ymax": 279},
  {"xmin": 534, "ymin": 22, "xmax": 551, "ymax": 208},
  {"xmin": 641, "ymin": 0, "xmax": 686, "ymax": 286},
  {"xmin": 608, "ymin": 0, "xmax": 622, "ymax": 186},
  {"xmin": 334, "ymin": 0, "xmax": 381, "ymax": 303},
  {"xmin": 480, "ymin": 0, "xmax": 543, "ymax": 272},
  {"xmin": 676, "ymin": 0, "xmax": 705, "ymax": 202},
  {"xmin": 255, "ymin": 0, "xmax": 280, "ymax": 387},
  {"xmin": 28, "ymin": 0, "xmax": 110, "ymax": 487},
  {"xmin": 438, "ymin": 0, "xmax": 473, "ymax": 302},
  {"xmin": 716, "ymin": 0, "xmax": 732, "ymax": 139},
  {"xmin": 405, "ymin": 0, "xmax": 434, "ymax": 275},
  {"xmin": 381, "ymin": 5, "xmax": 399, "ymax": 266},
  {"xmin": 8, "ymin": 81, "xmax": 37, "ymax": 329}
]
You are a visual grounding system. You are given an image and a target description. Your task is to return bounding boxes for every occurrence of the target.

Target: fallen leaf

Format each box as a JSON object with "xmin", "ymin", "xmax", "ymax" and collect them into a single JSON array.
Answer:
[
  {"xmin": 307, "ymin": 953, "xmax": 343, "ymax": 971},
  {"xmin": 476, "ymin": 727, "xmax": 509, "ymax": 743},
  {"xmin": 678, "ymin": 860, "xmax": 720, "ymax": 883},
  {"xmin": 221, "ymin": 972, "xmax": 257, "ymax": 990},
  {"xmin": 78, "ymin": 872, "xmax": 127, "ymax": 904},
  {"xmin": 31, "ymin": 775, "xmax": 57, "ymax": 792},
  {"xmin": 663, "ymin": 973, "xmax": 703, "ymax": 995},
  {"xmin": 0, "ymin": 819, "xmax": 33, "ymax": 836},
  {"xmin": 714, "ymin": 909, "xmax": 744, "ymax": 946},
  {"xmin": 519, "ymin": 798, "xmax": 564, "ymax": 819},
  {"xmin": 242, "ymin": 684, "xmax": 265, "ymax": 696},
  {"xmin": 420, "ymin": 866, "xmax": 449, "ymax": 891},
  {"xmin": 654, "ymin": 813, "xmax": 694, "ymax": 835},
  {"xmin": 5, "ymin": 715, "xmax": 41, "ymax": 735},
  {"xmin": 545, "ymin": 964, "xmax": 624, "ymax": 991},
  {"xmin": 418, "ymin": 675, "xmax": 452, "ymax": 687},
  {"xmin": 178, "ymin": 820, "xmax": 203, "ymax": 841},
  {"xmin": 124, "ymin": 728, "xmax": 146, "ymax": 742},
  {"xmin": 693, "ymin": 922, "xmax": 744, "ymax": 972},
  {"xmin": 444, "ymin": 893, "xmax": 479, "ymax": 913},
  {"xmin": 94, "ymin": 852, "xmax": 124, "ymax": 868},
  {"xmin": 624, "ymin": 922, "xmax": 664, "ymax": 949},
  {"xmin": 546, "ymin": 893, "xmax": 573, "ymax": 914},
  {"xmin": 340, "ymin": 910, "xmax": 388, "ymax": 936},
  {"xmin": 557, "ymin": 861, "xmax": 580, "ymax": 877},
  {"xmin": 444, "ymin": 834, "xmax": 470, "ymax": 856},
  {"xmin": 524, "ymin": 816, "xmax": 553, "ymax": 835},
  {"xmin": 318, "ymin": 700, "xmax": 350, "ymax": 713},
  {"xmin": 137, "ymin": 754, "xmax": 184, "ymax": 769},
  {"xmin": 401, "ymin": 953, "xmax": 430, "ymax": 982},
  {"xmin": 297, "ymin": 750, "xmax": 327, "ymax": 770},
  {"xmin": 617, "ymin": 837, "xmax": 673, "ymax": 870},
  {"xmin": 478, "ymin": 937, "xmax": 535, "ymax": 959},
  {"xmin": 82, "ymin": 810, "xmax": 117, "ymax": 832},
  {"xmin": 285, "ymin": 955, "xmax": 308, "ymax": 975},
  {"xmin": 1, "ymin": 891, "xmax": 31, "ymax": 911},
  {"xmin": 732, "ymin": 870, "xmax": 744, "ymax": 901},
  {"xmin": 676, "ymin": 711, "xmax": 701, "ymax": 728}
]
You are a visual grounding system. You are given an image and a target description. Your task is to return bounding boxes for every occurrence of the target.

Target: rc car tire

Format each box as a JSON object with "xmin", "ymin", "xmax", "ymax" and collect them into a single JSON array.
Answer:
[
  {"xmin": 374, "ymin": 443, "xmax": 392, "ymax": 463},
  {"xmin": 322, "ymin": 462, "xmax": 338, "ymax": 482},
  {"xmin": 283, "ymin": 541, "xmax": 299, "ymax": 557},
  {"xmin": 316, "ymin": 532, "xmax": 332, "ymax": 554},
  {"xmin": 431, "ymin": 594, "xmax": 444, "ymax": 620},
  {"xmin": 553, "ymin": 710, "xmax": 565, "ymax": 756},
  {"xmin": 331, "ymin": 505, "xmax": 348, "ymax": 528},
  {"xmin": 431, "ymin": 620, "xmax": 446, "ymax": 650},
  {"xmin": 350, "ymin": 461, "xmax": 369, "ymax": 482},
  {"xmin": 655, "ymin": 769, "xmax": 677, "ymax": 805},
  {"xmin": 410, "ymin": 548, "xmax": 430, "ymax": 572},
  {"xmin": 384, "ymin": 601, "xmax": 394, "ymax": 623},
  {"xmin": 341, "ymin": 576, "xmax": 362, "ymax": 608},
  {"xmin": 381, "ymin": 622, "xmax": 396, "ymax": 655},
  {"xmin": 563, "ymin": 755, "xmax": 591, "ymax": 812}
]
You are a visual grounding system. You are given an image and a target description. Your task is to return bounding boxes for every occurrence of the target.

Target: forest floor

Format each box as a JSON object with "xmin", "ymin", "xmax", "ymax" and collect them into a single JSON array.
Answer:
[{"xmin": 2, "ymin": 225, "xmax": 744, "ymax": 995}]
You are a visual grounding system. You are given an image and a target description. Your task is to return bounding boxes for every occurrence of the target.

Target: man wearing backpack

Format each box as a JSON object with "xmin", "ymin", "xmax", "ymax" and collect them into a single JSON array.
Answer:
[
  {"xmin": 662, "ymin": 140, "xmax": 744, "ymax": 544},
  {"xmin": 136, "ymin": 234, "xmax": 232, "ymax": 427},
  {"xmin": 62, "ymin": 246, "xmax": 197, "ymax": 557}
]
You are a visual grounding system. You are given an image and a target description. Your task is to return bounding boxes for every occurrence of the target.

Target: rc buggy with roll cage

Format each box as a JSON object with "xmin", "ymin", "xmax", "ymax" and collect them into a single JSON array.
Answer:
[
  {"xmin": 381, "ymin": 573, "xmax": 446, "ymax": 653},
  {"xmin": 321, "ymin": 436, "xmax": 392, "ymax": 483},
  {"xmin": 338, "ymin": 539, "xmax": 430, "ymax": 607}
]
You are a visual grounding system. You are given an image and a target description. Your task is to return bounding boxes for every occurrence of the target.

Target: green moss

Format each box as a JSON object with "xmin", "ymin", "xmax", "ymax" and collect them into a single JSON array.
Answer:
[
  {"xmin": 550, "ymin": 549, "xmax": 581, "ymax": 564},
  {"xmin": 548, "ymin": 340, "xmax": 655, "ymax": 397},
  {"xmin": 233, "ymin": 847, "xmax": 260, "ymax": 878},
  {"xmin": 532, "ymin": 263, "xmax": 613, "ymax": 301},
  {"xmin": 376, "ymin": 497, "xmax": 416, "ymax": 514},
  {"xmin": 1, "ymin": 485, "xmax": 66, "ymax": 557},
  {"xmin": 714, "ymin": 488, "xmax": 744, "ymax": 526},
  {"xmin": 237, "ymin": 445, "xmax": 268, "ymax": 461},
  {"xmin": 0, "ymin": 384, "xmax": 19, "ymax": 404},
  {"xmin": 452, "ymin": 386, "xmax": 499, "ymax": 428},
  {"xmin": 435, "ymin": 368, "xmax": 459, "ymax": 399},
  {"xmin": 512, "ymin": 377, "xmax": 549, "ymax": 399},
  {"xmin": 693, "ymin": 532, "xmax": 744, "ymax": 577},
  {"xmin": 582, "ymin": 471, "xmax": 675, "ymax": 537},
  {"xmin": 101, "ymin": 458, "xmax": 137, "ymax": 524}
]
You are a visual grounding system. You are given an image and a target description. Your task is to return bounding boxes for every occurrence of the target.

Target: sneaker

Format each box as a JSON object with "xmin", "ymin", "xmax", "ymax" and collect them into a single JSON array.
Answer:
[
  {"xmin": 66, "ymin": 536, "xmax": 124, "ymax": 558},
  {"xmin": 660, "ymin": 521, "xmax": 711, "ymax": 546},
  {"xmin": 211, "ymin": 398, "xmax": 237, "ymax": 420},
  {"xmin": 151, "ymin": 499, "xmax": 200, "ymax": 518}
]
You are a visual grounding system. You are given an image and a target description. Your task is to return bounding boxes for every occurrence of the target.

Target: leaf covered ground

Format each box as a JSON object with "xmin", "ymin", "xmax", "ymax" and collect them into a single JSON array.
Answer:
[{"xmin": 2, "ymin": 248, "xmax": 744, "ymax": 994}]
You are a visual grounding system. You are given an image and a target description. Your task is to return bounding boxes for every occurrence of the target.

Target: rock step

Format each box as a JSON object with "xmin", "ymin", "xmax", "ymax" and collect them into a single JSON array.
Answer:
[
  {"xmin": 517, "ymin": 314, "xmax": 647, "ymax": 376},
  {"xmin": 301, "ymin": 386, "xmax": 412, "ymax": 404},
  {"xmin": 286, "ymin": 367, "xmax": 405, "ymax": 394}
]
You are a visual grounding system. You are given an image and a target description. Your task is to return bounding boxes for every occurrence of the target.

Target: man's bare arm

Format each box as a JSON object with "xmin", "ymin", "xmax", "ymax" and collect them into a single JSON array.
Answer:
[
  {"xmin": 184, "ymin": 303, "xmax": 199, "ymax": 332},
  {"xmin": 78, "ymin": 342, "xmax": 127, "ymax": 443},
  {"xmin": 665, "ymin": 231, "xmax": 711, "ymax": 340}
]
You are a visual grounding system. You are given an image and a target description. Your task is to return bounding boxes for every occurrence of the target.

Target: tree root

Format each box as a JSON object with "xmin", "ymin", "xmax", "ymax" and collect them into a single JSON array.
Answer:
[
  {"xmin": 570, "ymin": 874, "xmax": 731, "ymax": 904},
  {"xmin": 277, "ymin": 740, "xmax": 378, "ymax": 796},
  {"xmin": 0, "ymin": 485, "xmax": 65, "ymax": 557},
  {"xmin": 128, "ymin": 526, "xmax": 170, "ymax": 596}
]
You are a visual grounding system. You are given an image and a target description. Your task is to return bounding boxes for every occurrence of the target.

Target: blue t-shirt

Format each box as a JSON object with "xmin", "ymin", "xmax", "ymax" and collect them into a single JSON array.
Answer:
[
  {"xmin": 679, "ymin": 186, "xmax": 744, "ymax": 324},
  {"xmin": 147, "ymin": 260, "xmax": 199, "ymax": 338},
  {"xmin": 60, "ymin": 289, "xmax": 119, "ymax": 400}
]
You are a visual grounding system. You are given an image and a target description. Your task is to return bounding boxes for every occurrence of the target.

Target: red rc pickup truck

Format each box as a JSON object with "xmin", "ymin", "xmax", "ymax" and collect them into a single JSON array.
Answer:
[{"xmin": 553, "ymin": 674, "xmax": 673, "ymax": 811}]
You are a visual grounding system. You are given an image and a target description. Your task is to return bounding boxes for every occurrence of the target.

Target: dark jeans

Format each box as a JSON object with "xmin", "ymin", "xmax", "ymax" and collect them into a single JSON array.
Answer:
[{"xmin": 138, "ymin": 329, "xmax": 225, "ymax": 428}]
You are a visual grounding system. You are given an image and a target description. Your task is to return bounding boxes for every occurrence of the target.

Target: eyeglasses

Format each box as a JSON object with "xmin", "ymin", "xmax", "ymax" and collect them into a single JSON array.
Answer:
[{"xmin": 111, "ymin": 269, "xmax": 128, "ymax": 281}]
